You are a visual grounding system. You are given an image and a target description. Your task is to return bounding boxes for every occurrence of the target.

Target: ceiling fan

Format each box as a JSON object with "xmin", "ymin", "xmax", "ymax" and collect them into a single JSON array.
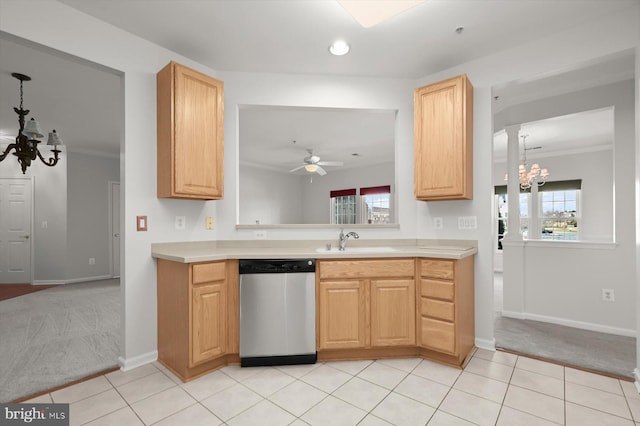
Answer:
[{"xmin": 289, "ymin": 149, "xmax": 343, "ymax": 176}]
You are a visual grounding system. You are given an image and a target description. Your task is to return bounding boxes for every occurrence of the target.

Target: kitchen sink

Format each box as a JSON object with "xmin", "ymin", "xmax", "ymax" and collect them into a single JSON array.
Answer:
[{"xmin": 315, "ymin": 246, "xmax": 397, "ymax": 253}]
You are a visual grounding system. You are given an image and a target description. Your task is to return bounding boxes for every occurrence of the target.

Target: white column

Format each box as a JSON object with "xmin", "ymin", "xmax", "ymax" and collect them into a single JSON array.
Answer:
[
  {"xmin": 502, "ymin": 124, "xmax": 526, "ymax": 316},
  {"xmin": 502, "ymin": 125, "xmax": 522, "ymax": 241}
]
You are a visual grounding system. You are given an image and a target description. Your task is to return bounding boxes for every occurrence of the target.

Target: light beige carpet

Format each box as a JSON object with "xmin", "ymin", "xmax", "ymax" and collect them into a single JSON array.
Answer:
[{"xmin": 0, "ymin": 279, "xmax": 120, "ymax": 402}]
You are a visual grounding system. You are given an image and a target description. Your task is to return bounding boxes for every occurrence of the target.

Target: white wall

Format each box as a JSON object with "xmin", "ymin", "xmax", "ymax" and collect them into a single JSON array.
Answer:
[
  {"xmin": 1, "ymin": 0, "xmax": 223, "ymax": 369},
  {"xmin": 2, "ymin": 0, "xmax": 637, "ymax": 368},
  {"xmin": 67, "ymin": 152, "xmax": 119, "ymax": 281},
  {"xmin": 239, "ymin": 165, "xmax": 304, "ymax": 224},
  {"xmin": 493, "ymin": 78, "xmax": 635, "ymax": 334}
]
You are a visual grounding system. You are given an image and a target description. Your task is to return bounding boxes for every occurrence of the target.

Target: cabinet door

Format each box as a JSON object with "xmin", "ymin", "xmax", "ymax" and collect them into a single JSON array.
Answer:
[
  {"xmin": 174, "ymin": 64, "xmax": 224, "ymax": 198},
  {"xmin": 191, "ymin": 282, "xmax": 227, "ymax": 366},
  {"xmin": 414, "ymin": 74, "xmax": 472, "ymax": 200},
  {"xmin": 318, "ymin": 280, "xmax": 368, "ymax": 349},
  {"xmin": 370, "ymin": 279, "xmax": 415, "ymax": 347}
]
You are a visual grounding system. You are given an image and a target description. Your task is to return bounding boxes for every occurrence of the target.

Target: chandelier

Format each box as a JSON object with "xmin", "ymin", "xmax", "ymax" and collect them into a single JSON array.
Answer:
[
  {"xmin": 505, "ymin": 134, "xmax": 549, "ymax": 190},
  {"xmin": 518, "ymin": 134, "xmax": 549, "ymax": 190},
  {"xmin": 0, "ymin": 73, "xmax": 63, "ymax": 174}
]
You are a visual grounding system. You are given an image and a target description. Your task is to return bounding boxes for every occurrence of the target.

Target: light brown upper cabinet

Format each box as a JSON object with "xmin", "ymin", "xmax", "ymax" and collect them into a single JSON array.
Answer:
[
  {"xmin": 414, "ymin": 74, "xmax": 473, "ymax": 201},
  {"xmin": 157, "ymin": 61, "xmax": 224, "ymax": 200}
]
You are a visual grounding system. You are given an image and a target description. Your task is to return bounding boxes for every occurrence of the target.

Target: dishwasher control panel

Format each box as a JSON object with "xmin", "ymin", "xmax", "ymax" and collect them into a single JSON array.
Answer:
[{"xmin": 239, "ymin": 259, "xmax": 315, "ymax": 274}]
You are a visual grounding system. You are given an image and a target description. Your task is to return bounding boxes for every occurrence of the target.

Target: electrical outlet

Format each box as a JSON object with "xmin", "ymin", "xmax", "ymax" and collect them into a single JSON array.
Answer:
[
  {"xmin": 433, "ymin": 217, "xmax": 443, "ymax": 229},
  {"xmin": 175, "ymin": 216, "xmax": 186, "ymax": 230},
  {"xmin": 602, "ymin": 288, "xmax": 615, "ymax": 302},
  {"xmin": 254, "ymin": 230, "xmax": 267, "ymax": 240},
  {"xmin": 458, "ymin": 216, "xmax": 477, "ymax": 230},
  {"xmin": 206, "ymin": 216, "xmax": 215, "ymax": 230},
  {"xmin": 89, "ymin": 258, "xmax": 95, "ymax": 265}
]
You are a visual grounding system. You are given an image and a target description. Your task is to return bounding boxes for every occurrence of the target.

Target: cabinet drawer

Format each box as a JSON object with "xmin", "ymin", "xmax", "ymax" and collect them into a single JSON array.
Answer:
[
  {"xmin": 192, "ymin": 262, "xmax": 226, "ymax": 284},
  {"xmin": 421, "ymin": 317, "xmax": 456, "ymax": 354},
  {"xmin": 420, "ymin": 279, "xmax": 454, "ymax": 301},
  {"xmin": 420, "ymin": 259, "xmax": 454, "ymax": 280},
  {"xmin": 319, "ymin": 259, "xmax": 415, "ymax": 280},
  {"xmin": 421, "ymin": 298, "xmax": 454, "ymax": 322}
]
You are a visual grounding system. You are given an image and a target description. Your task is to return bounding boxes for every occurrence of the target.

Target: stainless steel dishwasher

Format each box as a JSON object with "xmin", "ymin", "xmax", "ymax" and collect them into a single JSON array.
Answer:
[{"xmin": 239, "ymin": 259, "xmax": 317, "ymax": 367}]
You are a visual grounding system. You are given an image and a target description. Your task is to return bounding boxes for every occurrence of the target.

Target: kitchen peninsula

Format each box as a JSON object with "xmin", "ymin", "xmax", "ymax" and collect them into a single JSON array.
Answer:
[{"xmin": 152, "ymin": 240, "xmax": 476, "ymax": 382}]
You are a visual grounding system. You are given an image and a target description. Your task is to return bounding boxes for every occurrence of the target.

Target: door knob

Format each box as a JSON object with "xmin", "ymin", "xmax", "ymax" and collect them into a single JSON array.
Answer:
[{"xmin": 114, "ymin": 233, "xmax": 120, "ymax": 237}]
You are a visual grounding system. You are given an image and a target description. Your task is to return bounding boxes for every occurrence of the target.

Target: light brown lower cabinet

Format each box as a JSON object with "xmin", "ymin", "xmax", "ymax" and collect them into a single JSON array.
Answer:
[
  {"xmin": 317, "ymin": 256, "xmax": 475, "ymax": 368},
  {"xmin": 317, "ymin": 259, "xmax": 416, "ymax": 351},
  {"xmin": 157, "ymin": 259, "xmax": 239, "ymax": 381},
  {"xmin": 417, "ymin": 256, "xmax": 475, "ymax": 366},
  {"xmin": 155, "ymin": 255, "xmax": 475, "ymax": 381}
]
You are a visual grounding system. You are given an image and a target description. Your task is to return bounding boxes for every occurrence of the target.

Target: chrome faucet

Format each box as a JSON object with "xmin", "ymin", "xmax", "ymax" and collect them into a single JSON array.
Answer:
[{"xmin": 338, "ymin": 228, "xmax": 359, "ymax": 251}]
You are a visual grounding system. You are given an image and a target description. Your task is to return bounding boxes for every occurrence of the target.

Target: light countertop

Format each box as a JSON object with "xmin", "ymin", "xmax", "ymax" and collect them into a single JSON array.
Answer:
[{"xmin": 151, "ymin": 239, "xmax": 477, "ymax": 263}]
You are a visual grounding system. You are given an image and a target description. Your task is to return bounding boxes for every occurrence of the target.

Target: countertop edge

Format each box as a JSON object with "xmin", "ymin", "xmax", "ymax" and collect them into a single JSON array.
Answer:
[{"xmin": 152, "ymin": 246, "xmax": 478, "ymax": 263}]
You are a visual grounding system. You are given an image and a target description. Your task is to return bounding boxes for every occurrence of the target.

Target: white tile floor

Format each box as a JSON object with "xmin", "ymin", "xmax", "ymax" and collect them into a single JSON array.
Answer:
[{"xmin": 24, "ymin": 349, "xmax": 640, "ymax": 426}]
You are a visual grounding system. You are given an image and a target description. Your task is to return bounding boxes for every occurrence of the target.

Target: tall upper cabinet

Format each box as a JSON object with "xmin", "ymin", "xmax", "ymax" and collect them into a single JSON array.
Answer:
[
  {"xmin": 157, "ymin": 61, "xmax": 224, "ymax": 200},
  {"xmin": 414, "ymin": 74, "xmax": 473, "ymax": 201}
]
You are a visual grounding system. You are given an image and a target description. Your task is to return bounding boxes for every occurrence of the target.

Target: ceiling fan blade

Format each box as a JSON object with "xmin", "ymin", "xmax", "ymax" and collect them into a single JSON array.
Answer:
[
  {"xmin": 289, "ymin": 164, "xmax": 305, "ymax": 172},
  {"xmin": 316, "ymin": 166, "xmax": 327, "ymax": 176},
  {"xmin": 317, "ymin": 161, "xmax": 343, "ymax": 166}
]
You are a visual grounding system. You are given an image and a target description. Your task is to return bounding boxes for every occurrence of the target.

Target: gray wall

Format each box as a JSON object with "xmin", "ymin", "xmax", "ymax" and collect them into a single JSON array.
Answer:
[{"xmin": 67, "ymin": 152, "xmax": 119, "ymax": 281}]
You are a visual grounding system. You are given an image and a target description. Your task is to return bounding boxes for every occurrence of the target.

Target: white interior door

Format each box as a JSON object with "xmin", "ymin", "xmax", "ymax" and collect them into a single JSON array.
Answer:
[
  {"xmin": 110, "ymin": 182, "xmax": 120, "ymax": 278},
  {"xmin": 0, "ymin": 178, "xmax": 33, "ymax": 284}
]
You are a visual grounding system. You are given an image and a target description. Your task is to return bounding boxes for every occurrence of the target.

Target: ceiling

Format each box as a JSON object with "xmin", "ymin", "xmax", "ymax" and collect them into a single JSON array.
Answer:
[
  {"xmin": 57, "ymin": 0, "xmax": 636, "ymax": 79},
  {"xmin": 0, "ymin": 0, "xmax": 636, "ymax": 161}
]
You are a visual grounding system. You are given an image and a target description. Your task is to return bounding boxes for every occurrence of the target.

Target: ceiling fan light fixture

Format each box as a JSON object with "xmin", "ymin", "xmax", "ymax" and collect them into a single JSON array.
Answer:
[
  {"xmin": 329, "ymin": 40, "xmax": 350, "ymax": 56},
  {"xmin": 305, "ymin": 164, "xmax": 319, "ymax": 172}
]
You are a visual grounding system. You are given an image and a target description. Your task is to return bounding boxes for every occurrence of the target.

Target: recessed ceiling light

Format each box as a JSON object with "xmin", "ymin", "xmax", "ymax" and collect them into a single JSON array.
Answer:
[
  {"xmin": 337, "ymin": 0, "xmax": 425, "ymax": 28},
  {"xmin": 329, "ymin": 40, "xmax": 350, "ymax": 56}
]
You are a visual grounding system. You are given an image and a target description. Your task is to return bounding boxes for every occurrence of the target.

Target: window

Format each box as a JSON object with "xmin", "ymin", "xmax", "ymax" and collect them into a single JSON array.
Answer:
[
  {"xmin": 360, "ymin": 185, "xmax": 391, "ymax": 224},
  {"xmin": 541, "ymin": 190, "xmax": 579, "ymax": 241},
  {"xmin": 330, "ymin": 188, "xmax": 356, "ymax": 224},
  {"xmin": 495, "ymin": 180, "xmax": 580, "ymax": 248},
  {"xmin": 330, "ymin": 185, "xmax": 392, "ymax": 224}
]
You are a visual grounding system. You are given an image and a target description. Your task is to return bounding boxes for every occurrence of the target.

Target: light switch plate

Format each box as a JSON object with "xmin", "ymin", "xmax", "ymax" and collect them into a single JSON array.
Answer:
[{"xmin": 136, "ymin": 215, "xmax": 147, "ymax": 231}]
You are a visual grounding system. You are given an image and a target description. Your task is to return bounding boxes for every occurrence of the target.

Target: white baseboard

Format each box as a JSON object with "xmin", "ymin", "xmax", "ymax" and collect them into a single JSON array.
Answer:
[
  {"xmin": 32, "ymin": 274, "xmax": 115, "ymax": 285},
  {"xmin": 31, "ymin": 280, "xmax": 65, "ymax": 285},
  {"xmin": 501, "ymin": 310, "xmax": 525, "ymax": 320},
  {"xmin": 65, "ymin": 275, "xmax": 115, "ymax": 284},
  {"xmin": 475, "ymin": 337, "xmax": 496, "ymax": 351},
  {"xmin": 118, "ymin": 351, "xmax": 158, "ymax": 372},
  {"xmin": 501, "ymin": 311, "xmax": 635, "ymax": 338}
]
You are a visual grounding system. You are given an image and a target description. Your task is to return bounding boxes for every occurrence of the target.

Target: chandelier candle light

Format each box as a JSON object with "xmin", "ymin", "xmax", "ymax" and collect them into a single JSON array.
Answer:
[
  {"xmin": 505, "ymin": 134, "xmax": 549, "ymax": 190},
  {"xmin": 0, "ymin": 73, "xmax": 63, "ymax": 174}
]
